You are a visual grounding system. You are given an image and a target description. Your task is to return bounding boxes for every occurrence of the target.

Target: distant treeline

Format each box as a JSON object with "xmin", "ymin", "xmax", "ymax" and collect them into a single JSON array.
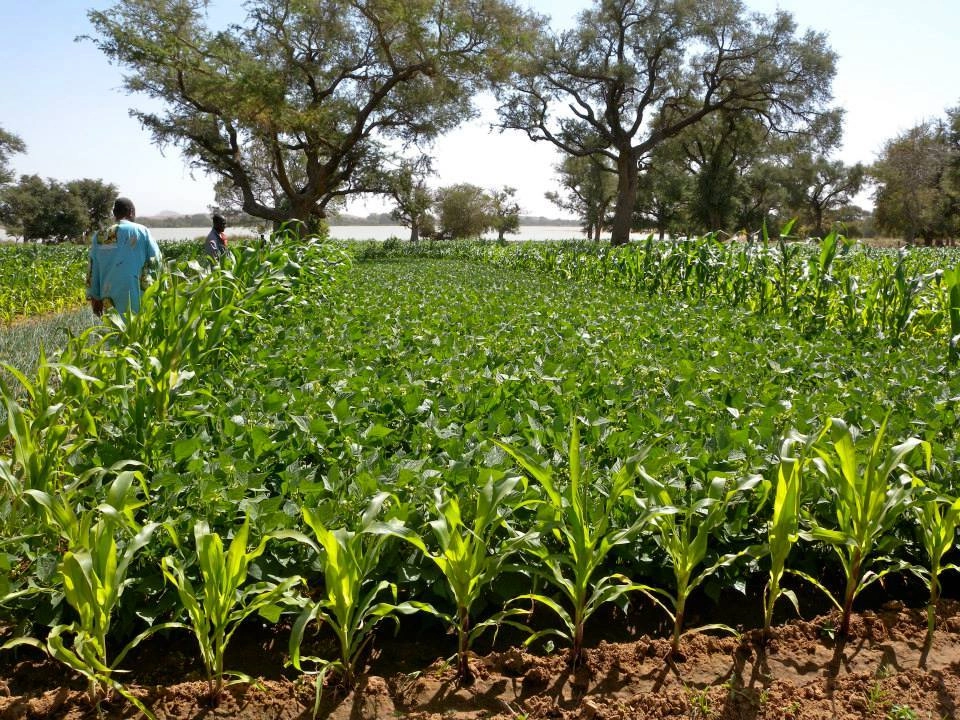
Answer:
[
  {"xmin": 328, "ymin": 212, "xmax": 577, "ymax": 226},
  {"xmin": 141, "ymin": 212, "xmax": 578, "ymax": 228},
  {"xmin": 140, "ymin": 213, "xmax": 260, "ymax": 228}
]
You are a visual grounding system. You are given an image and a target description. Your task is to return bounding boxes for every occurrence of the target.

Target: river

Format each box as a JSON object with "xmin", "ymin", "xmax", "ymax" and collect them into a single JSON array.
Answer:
[
  {"xmin": 148, "ymin": 224, "xmax": 590, "ymax": 242},
  {"xmin": 0, "ymin": 224, "xmax": 614, "ymax": 243}
]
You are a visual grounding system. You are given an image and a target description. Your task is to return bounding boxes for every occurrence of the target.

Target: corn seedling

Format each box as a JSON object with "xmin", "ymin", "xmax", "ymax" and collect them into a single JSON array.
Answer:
[
  {"xmin": 373, "ymin": 475, "xmax": 533, "ymax": 683},
  {"xmin": 639, "ymin": 467, "xmax": 760, "ymax": 656},
  {"xmin": 798, "ymin": 417, "xmax": 928, "ymax": 638},
  {"xmin": 910, "ymin": 485, "xmax": 960, "ymax": 646},
  {"xmin": 285, "ymin": 494, "xmax": 418, "ymax": 715},
  {"xmin": 762, "ymin": 432, "xmax": 812, "ymax": 637},
  {"xmin": 2, "ymin": 497, "xmax": 168, "ymax": 718},
  {"xmin": 161, "ymin": 518, "xmax": 301, "ymax": 700},
  {"xmin": 497, "ymin": 420, "xmax": 662, "ymax": 665}
]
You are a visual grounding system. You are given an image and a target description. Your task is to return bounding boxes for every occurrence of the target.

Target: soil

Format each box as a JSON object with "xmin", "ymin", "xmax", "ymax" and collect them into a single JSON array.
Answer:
[{"xmin": 0, "ymin": 600, "xmax": 958, "ymax": 720}]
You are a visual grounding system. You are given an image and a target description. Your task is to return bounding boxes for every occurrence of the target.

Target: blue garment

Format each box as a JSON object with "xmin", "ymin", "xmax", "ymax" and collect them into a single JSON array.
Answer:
[{"xmin": 86, "ymin": 220, "xmax": 161, "ymax": 315}]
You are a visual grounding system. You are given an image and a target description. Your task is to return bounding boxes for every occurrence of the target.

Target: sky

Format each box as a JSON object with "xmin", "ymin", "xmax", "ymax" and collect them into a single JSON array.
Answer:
[{"xmin": 1, "ymin": 0, "xmax": 957, "ymax": 219}]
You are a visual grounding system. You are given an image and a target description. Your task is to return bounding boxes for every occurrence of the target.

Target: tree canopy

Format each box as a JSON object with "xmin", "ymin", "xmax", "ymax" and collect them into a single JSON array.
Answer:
[
  {"xmin": 496, "ymin": 0, "xmax": 838, "ymax": 244},
  {"xmin": 0, "ymin": 126, "xmax": 26, "ymax": 186},
  {"xmin": 0, "ymin": 176, "xmax": 117, "ymax": 242},
  {"xmin": 86, "ymin": 0, "xmax": 540, "ymax": 229},
  {"xmin": 434, "ymin": 183, "xmax": 491, "ymax": 239},
  {"xmin": 872, "ymin": 114, "xmax": 959, "ymax": 245},
  {"xmin": 545, "ymin": 154, "xmax": 617, "ymax": 241}
]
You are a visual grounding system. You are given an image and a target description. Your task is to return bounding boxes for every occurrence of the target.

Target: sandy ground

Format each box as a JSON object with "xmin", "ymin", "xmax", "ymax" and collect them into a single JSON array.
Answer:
[{"xmin": 0, "ymin": 599, "xmax": 958, "ymax": 719}]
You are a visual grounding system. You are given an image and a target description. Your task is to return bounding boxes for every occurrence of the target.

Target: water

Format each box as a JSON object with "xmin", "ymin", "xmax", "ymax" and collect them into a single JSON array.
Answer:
[
  {"xmin": 147, "ymin": 225, "xmax": 591, "ymax": 242},
  {"xmin": 3, "ymin": 224, "xmax": 629, "ymax": 243}
]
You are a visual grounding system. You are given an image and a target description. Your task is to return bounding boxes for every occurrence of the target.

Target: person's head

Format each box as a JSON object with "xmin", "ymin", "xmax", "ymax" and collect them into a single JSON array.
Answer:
[
  {"xmin": 212, "ymin": 214, "xmax": 226, "ymax": 232},
  {"xmin": 113, "ymin": 197, "xmax": 136, "ymax": 221}
]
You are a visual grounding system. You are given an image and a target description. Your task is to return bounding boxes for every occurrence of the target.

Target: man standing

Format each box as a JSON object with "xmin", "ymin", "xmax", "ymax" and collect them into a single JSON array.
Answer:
[
  {"xmin": 204, "ymin": 213, "xmax": 227, "ymax": 261},
  {"xmin": 86, "ymin": 197, "xmax": 161, "ymax": 316}
]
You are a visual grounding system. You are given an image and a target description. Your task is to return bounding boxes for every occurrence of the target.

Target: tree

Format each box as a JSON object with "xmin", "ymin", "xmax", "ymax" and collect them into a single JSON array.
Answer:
[
  {"xmin": 386, "ymin": 157, "xmax": 435, "ymax": 242},
  {"xmin": 0, "ymin": 176, "xmax": 86, "ymax": 242},
  {"xmin": 784, "ymin": 156, "xmax": 864, "ymax": 238},
  {"xmin": 66, "ymin": 178, "xmax": 119, "ymax": 237},
  {"xmin": 0, "ymin": 176, "xmax": 116, "ymax": 242},
  {"xmin": 871, "ymin": 120, "xmax": 958, "ymax": 245},
  {"xmin": 633, "ymin": 141, "xmax": 691, "ymax": 240},
  {"xmin": 487, "ymin": 186, "xmax": 521, "ymax": 241},
  {"xmin": 86, "ymin": 0, "xmax": 539, "ymax": 230},
  {"xmin": 434, "ymin": 183, "xmax": 490, "ymax": 239},
  {"xmin": 546, "ymin": 154, "xmax": 617, "ymax": 241},
  {"xmin": 0, "ymin": 126, "xmax": 26, "ymax": 186},
  {"xmin": 496, "ymin": 0, "xmax": 837, "ymax": 245}
]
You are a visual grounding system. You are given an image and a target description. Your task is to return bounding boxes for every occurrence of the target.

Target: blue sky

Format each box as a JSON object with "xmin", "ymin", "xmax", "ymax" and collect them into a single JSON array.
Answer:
[{"xmin": 1, "ymin": 0, "xmax": 957, "ymax": 218}]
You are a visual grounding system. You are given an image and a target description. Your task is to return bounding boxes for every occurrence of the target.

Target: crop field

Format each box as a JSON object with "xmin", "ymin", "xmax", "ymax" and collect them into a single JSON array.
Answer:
[
  {"xmin": 0, "ymin": 244, "xmax": 88, "ymax": 324},
  {"xmin": 2, "ymin": 234, "xmax": 960, "ymax": 718}
]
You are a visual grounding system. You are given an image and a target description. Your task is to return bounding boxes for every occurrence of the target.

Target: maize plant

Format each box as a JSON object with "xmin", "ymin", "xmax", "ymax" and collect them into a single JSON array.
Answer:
[
  {"xmin": 2, "ymin": 475, "xmax": 170, "ymax": 718},
  {"xmin": 762, "ymin": 432, "xmax": 813, "ymax": 637},
  {"xmin": 497, "ymin": 420, "xmax": 663, "ymax": 665},
  {"xmin": 638, "ymin": 468, "xmax": 761, "ymax": 656},
  {"xmin": 161, "ymin": 518, "xmax": 302, "ymax": 701},
  {"xmin": 373, "ymin": 476, "xmax": 533, "ymax": 683},
  {"xmin": 285, "ymin": 494, "xmax": 417, "ymax": 715},
  {"xmin": 910, "ymin": 485, "xmax": 960, "ymax": 651},
  {"xmin": 799, "ymin": 417, "xmax": 928, "ymax": 639}
]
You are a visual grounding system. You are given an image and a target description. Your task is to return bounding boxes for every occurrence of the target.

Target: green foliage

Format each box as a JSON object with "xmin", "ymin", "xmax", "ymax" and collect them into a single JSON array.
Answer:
[
  {"xmin": 85, "ymin": 0, "xmax": 539, "ymax": 227},
  {"xmin": 799, "ymin": 418, "xmax": 930, "ymax": 638},
  {"xmin": 2, "ymin": 233, "xmax": 960, "ymax": 705},
  {"xmin": 498, "ymin": 421, "xmax": 661, "ymax": 664},
  {"xmin": 639, "ymin": 467, "xmax": 760, "ymax": 654},
  {"xmin": 435, "ymin": 183, "xmax": 493, "ymax": 239},
  {"xmin": 0, "ymin": 125, "xmax": 26, "ymax": 186},
  {"xmin": 162, "ymin": 518, "xmax": 300, "ymax": 699},
  {"xmin": 374, "ymin": 476, "xmax": 532, "ymax": 682},
  {"xmin": 910, "ymin": 486, "xmax": 960, "ymax": 643},
  {"xmin": 2, "ymin": 474, "xmax": 169, "ymax": 718},
  {"xmin": 497, "ymin": 0, "xmax": 838, "ymax": 243},
  {"xmin": 0, "ymin": 175, "xmax": 116, "ymax": 242},
  {"xmin": 0, "ymin": 244, "xmax": 88, "ymax": 323},
  {"xmin": 872, "ymin": 118, "xmax": 960, "ymax": 244},
  {"xmin": 286, "ymin": 496, "xmax": 417, "ymax": 712},
  {"xmin": 762, "ymin": 432, "xmax": 812, "ymax": 635}
]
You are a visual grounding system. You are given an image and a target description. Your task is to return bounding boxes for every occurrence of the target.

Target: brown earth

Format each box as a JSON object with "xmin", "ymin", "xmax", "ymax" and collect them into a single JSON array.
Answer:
[{"xmin": 0, "ymin": 600, "xmax": 958, "ymax": 720}]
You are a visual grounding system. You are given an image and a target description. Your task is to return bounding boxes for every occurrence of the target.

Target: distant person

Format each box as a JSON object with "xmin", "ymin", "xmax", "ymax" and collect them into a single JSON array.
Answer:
[
  {"xmin": 86, "ymin": 197, "xmax": 161, "ymax": 317},
  {"xmin": 204, "ymin": 214, "xmax": 228, "ymax": 261}
]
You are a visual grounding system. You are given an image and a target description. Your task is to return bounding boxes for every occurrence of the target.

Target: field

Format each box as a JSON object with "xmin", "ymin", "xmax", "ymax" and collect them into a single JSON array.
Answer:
[{"xmin": 1, "ymin": 234, "xmax": 960, "ymax": 719}]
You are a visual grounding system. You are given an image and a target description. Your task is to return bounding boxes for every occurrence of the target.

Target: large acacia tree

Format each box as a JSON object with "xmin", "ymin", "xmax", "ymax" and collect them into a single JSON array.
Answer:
[
  {"xmin": 497, "ymin": 0, "xmax": 838, "ymax": 245},
  {"xmin": 87, "ymin": 0, "xmax": 538, "ymax": 229}
]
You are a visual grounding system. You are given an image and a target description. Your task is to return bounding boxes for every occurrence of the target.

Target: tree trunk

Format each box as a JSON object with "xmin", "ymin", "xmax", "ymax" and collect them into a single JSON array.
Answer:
[
  {"xmin": 409, "ymin": 223, "xmax": 420, "ymax": 242},
  {"xmin": 610, "ymin": 151, "xmax": 639, "ymax": 246}
]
